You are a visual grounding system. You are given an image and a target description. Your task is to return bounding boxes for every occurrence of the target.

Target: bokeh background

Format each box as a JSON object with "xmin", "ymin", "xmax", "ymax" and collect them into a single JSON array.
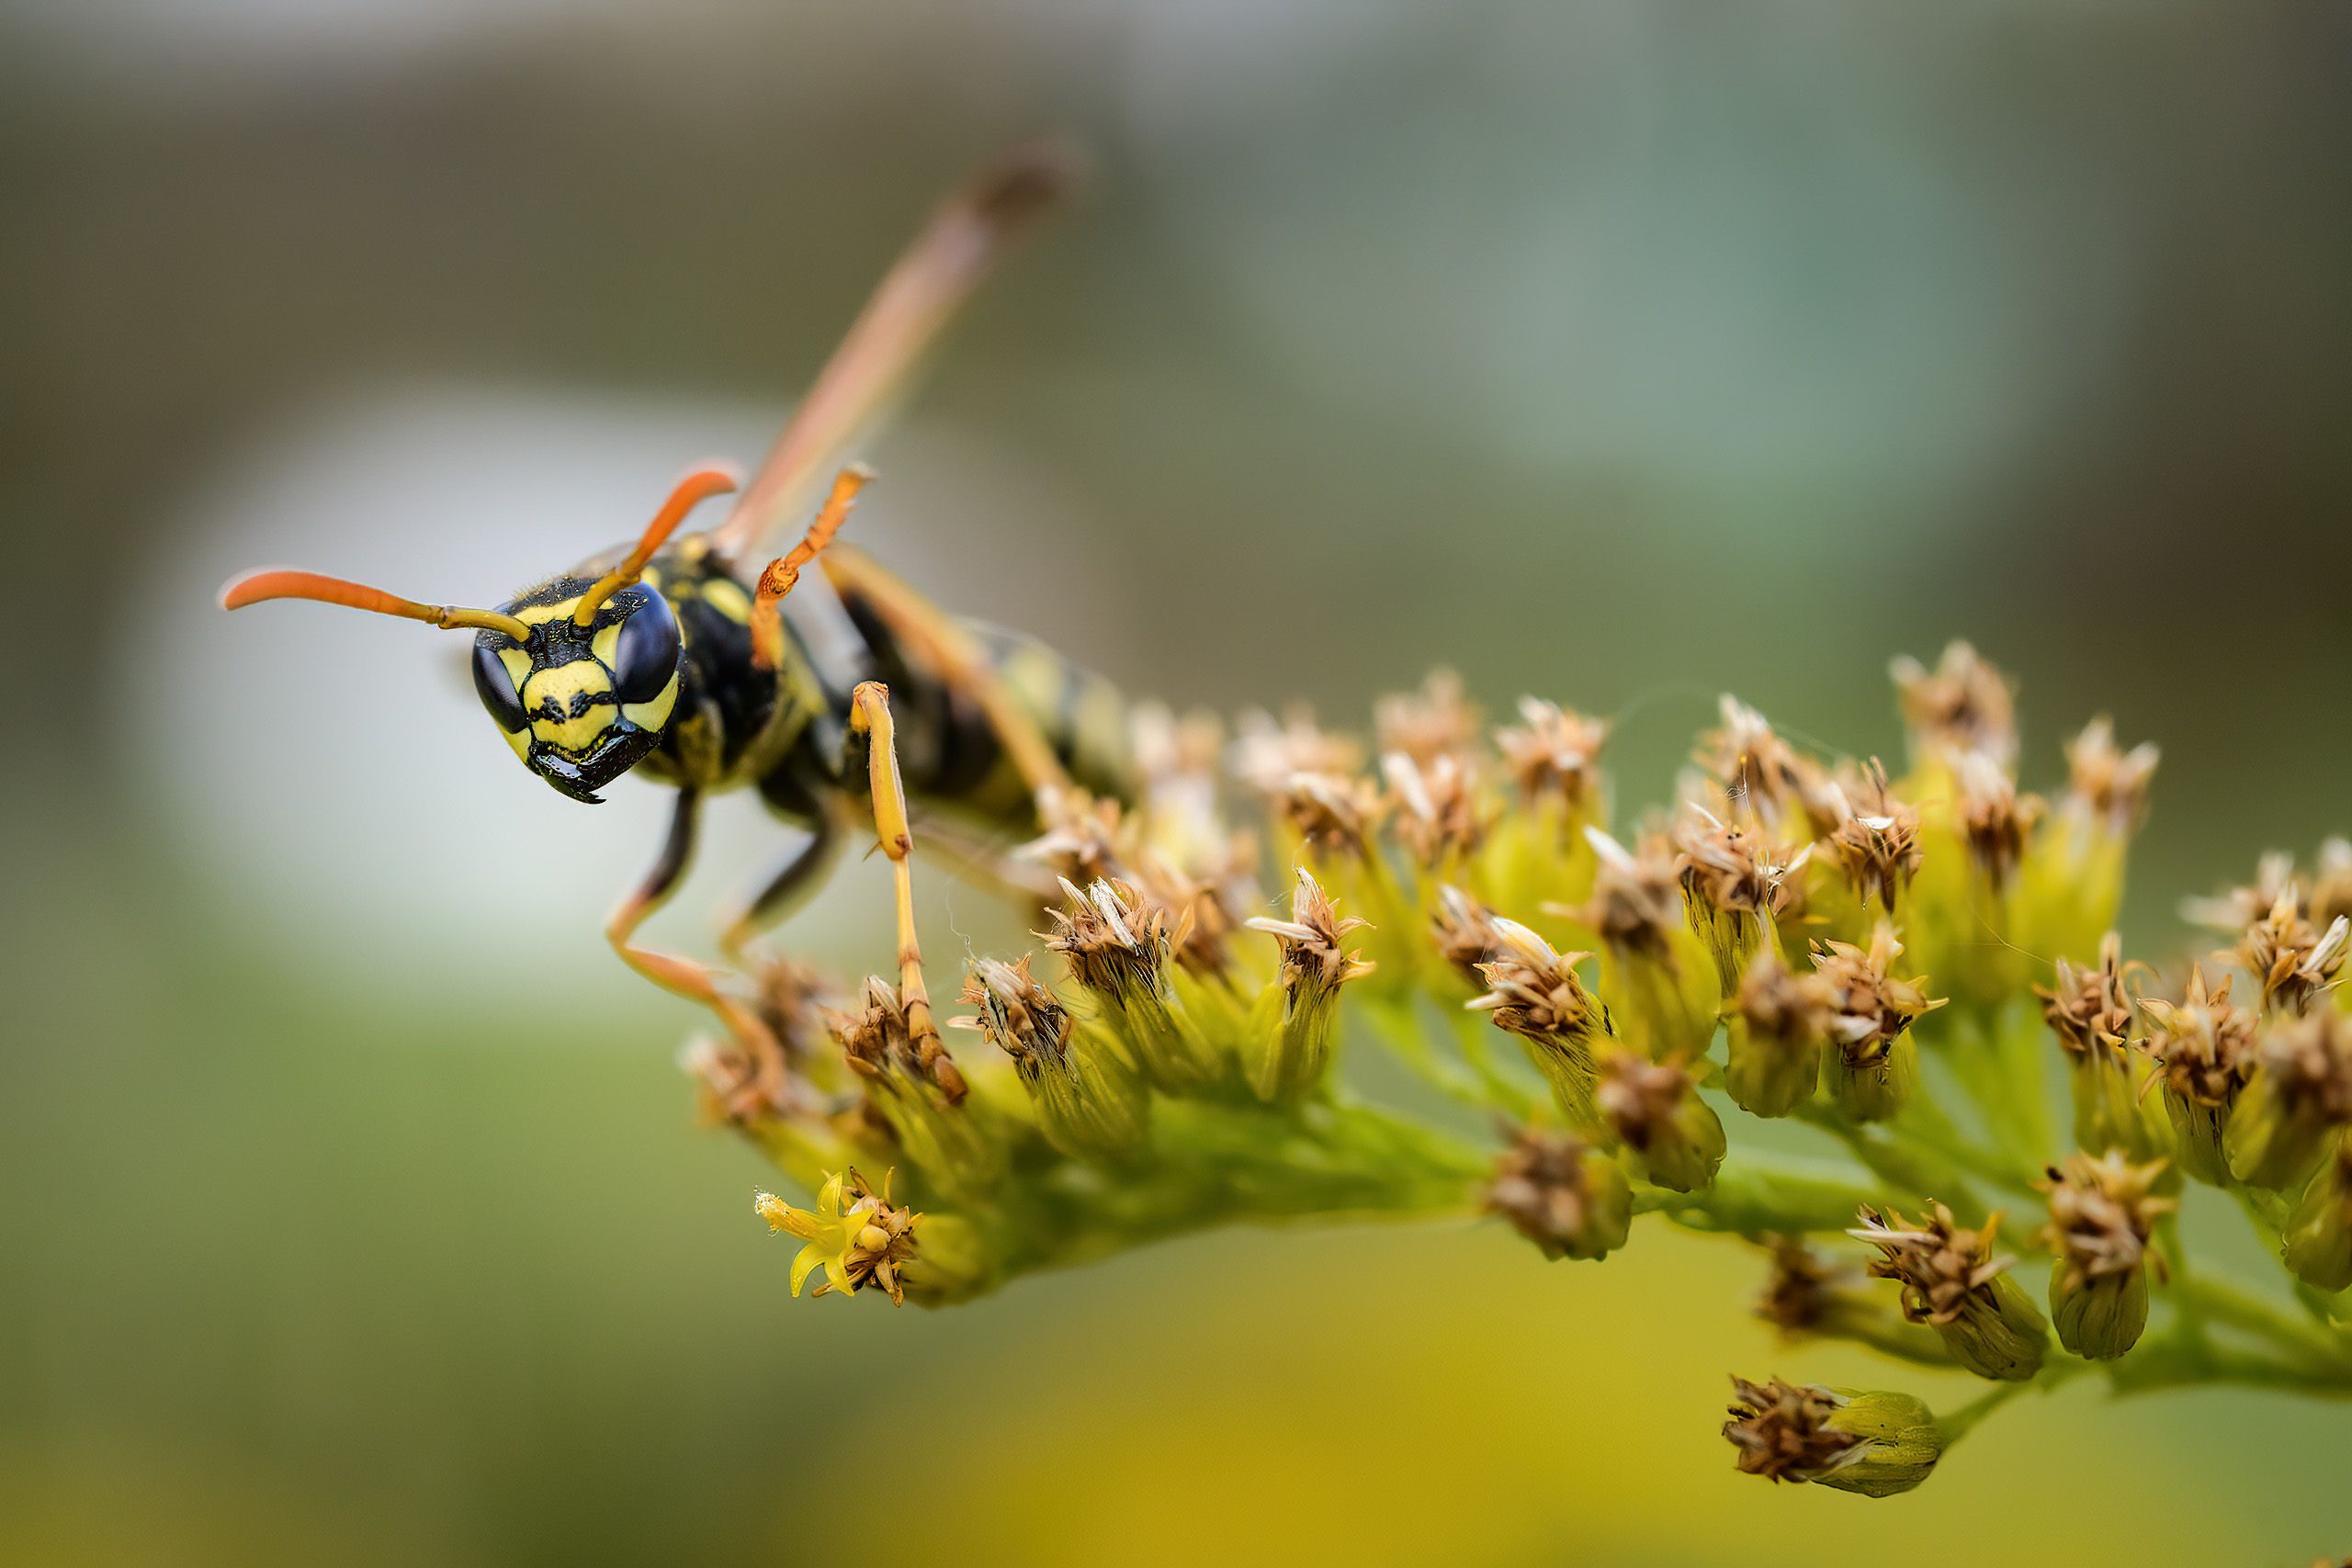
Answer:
[{"xmin": 6, "ymin": 3, "xmax": 2350, "ymax": 1562}]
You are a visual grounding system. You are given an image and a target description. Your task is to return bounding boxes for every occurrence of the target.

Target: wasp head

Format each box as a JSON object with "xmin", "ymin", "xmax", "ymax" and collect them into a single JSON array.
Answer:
[{"xmin": 471, "ymin": 580, "xmax": 683, "ymax": 804}]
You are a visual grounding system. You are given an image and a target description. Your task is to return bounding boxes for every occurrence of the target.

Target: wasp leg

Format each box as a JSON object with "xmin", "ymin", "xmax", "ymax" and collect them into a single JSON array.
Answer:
[
  {"xmin": 718, "ymin": 806, "xmax": 847, "ymax": 964},
  {"xmin": 847, "ymin": 680, "xmax": 962, "ymax": 1096},
  {"xmin": 606, "ymin": 787, "xmax": 780, "ymax": 1062},
  {"xmin": 821, "ymin": 543, "xmax": 1073, "ymax": 820}
]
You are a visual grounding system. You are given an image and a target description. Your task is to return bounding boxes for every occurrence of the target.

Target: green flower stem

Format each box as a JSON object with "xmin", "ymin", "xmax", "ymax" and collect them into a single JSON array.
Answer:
[
  {"xmin": 1640, "ymin": 1149, "xmax": 1891, "ymax": 1235},
  {"xmin": 2169, "ymin": 1273, "xmax": 2352, "ymax": 1374},
  {"xmin": 1794, "ymin": 1105, "xmax": 1986, "ymax": 1222}
]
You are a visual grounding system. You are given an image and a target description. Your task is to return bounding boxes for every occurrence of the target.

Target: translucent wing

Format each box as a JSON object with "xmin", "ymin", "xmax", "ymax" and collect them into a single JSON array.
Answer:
[{"xmin": 709, "ymin": 143, "xmax": 1080, "ymax": 561}]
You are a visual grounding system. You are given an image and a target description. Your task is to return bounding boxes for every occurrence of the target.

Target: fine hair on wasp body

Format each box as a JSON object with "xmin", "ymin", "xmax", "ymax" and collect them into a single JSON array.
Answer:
[{"xmin": 217, "ymin": 142, "xmax": 1130, "ymax": 1066}]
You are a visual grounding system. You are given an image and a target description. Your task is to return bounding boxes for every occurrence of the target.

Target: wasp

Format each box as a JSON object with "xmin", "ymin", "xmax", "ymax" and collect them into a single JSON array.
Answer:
[{"xmin": 220, "ymin": 147, "xmax": 1133, "ymax": 1083}]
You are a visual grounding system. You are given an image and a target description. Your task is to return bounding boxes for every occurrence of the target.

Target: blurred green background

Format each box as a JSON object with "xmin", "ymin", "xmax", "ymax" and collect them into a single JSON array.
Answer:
[{"xmin": 6, "ymin": 3, "xmax": 2349, "ymax": 1562}]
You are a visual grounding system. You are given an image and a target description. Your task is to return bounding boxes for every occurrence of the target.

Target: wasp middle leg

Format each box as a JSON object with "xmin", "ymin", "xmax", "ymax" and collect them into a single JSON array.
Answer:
[
  {"xmin": 606, "ymin": 786, "xmax": 784, "ymax": 1067},
  {"xmin": 848, "ymin": 679, "xmax": 965, "ymax": 1099}
]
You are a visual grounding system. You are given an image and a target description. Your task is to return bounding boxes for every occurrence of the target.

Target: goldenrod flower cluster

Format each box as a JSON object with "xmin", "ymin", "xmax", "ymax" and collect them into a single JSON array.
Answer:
[{"xmin": 702, "ymin": 647, "xmax": 2352, "ymax": 1495}]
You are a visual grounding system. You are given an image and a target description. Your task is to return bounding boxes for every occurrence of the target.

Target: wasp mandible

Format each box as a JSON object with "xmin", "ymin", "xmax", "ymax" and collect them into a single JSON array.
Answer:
[{"xmin": 220, "ymin": 147, "xmax": 1135, "ymax": 1080}]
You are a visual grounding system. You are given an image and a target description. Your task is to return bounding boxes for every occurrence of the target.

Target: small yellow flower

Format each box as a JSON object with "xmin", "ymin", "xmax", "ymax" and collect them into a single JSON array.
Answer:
[{"xmin": 754, "ymin": 1168, "xmax": 922, "ymax": 1303}]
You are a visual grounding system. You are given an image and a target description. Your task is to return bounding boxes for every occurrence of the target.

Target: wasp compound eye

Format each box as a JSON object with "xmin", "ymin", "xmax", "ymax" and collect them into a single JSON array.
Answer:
[
  {"xmin": 610, "ymin": 590, "xmax": 682, "ymax": 705},
  {"xmin": 471, "ymin": 636, "xmax": 528, "ymax": 732}
]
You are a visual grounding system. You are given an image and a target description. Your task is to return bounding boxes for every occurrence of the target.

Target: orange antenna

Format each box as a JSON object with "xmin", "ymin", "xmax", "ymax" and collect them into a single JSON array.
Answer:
[
  {"xmin": 752, "ymin": 465, "xmax": 872, "ymax": 670},
  {"xmin": 220, "ymin": 569, "xmax": 536, "ymax": 643},
  {"xmin": 573, "ymin": 464, "xmax": 741, "ymax": 627}
]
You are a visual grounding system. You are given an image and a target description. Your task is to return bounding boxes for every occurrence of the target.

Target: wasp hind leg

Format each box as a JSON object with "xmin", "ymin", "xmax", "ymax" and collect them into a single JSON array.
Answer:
[{"xmin": 606, "ymin": 786, "xmax": 784, "ymax": 1069}]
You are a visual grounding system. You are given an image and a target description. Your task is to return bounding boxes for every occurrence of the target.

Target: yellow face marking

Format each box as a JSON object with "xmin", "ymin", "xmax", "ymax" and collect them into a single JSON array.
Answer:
[
  {"xmin": 496, "ymin": 647, "xmax": 532, "ymax": 686},
  {"xmin": 500, "ymin": 722, "xmax": 531, "ymax": 762},
  {"xmin": 621, "ymin": 672, "xmax": 679, "ymax": 733},
  {"xmin": 591, "ymin": 622, "xmax": 622, "ymax": 667},
  {"xmin": 521, "ymin": 659, "xmax": 618, "ymax": 753},
  {"xmin": 699, "ymin": 579, "xmax": 753, "ymax": 625},
  {"xmin": 515, "ymin": 596, "xmax": 584, "ymax": 627}
]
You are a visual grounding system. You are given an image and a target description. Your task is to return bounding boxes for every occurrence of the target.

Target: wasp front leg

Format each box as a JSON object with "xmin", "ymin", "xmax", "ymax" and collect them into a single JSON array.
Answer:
[
  {"xmin": 847, "ymin": 680, "xmax": 964, "ymax": 1098},
  {"xmin": 607, "ymin": 787, "xmax": 783, "ymax": 1066}
]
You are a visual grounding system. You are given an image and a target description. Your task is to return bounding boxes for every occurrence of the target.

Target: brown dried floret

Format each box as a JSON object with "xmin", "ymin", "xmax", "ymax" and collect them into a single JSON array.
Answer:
[
  {"xmin": 1430, "ymin": 885, "xmax": 1506, "ymax": 988},
  {"xmin": 1246, "ymin": 866, "xmax": 1377, "ymax": 1000},
  {"xmin": 1812, "ymin": 927, "xmax": 1942, "ymax": 1060},
  {"xmin": 1696, "ymin": 696, "xmax": 1842, "ymax": 835},
  {"xmin": 1229, "ymin": 706, "xmax": 1363, "ymax": 795},
  {"xmin": 1381, "ymin": 750, "xmax": 1489, "ymax": 866},
  {"xmin": 2035, "ymin": 933, "xmax": 2136, "ymax": 1061},
  {"xmin": 2182, "ymin": 852, "xmax": 2299, "ymax": 936},
  {"xmin": 1042, "ymin": 875, "xmax": 1180, "ymax": 1000},
  {"xmin": 2138, "ymin": 965, "xmax": 2258, "ymax": 1110},
  {"xmin": 1495, "ymin": 696, "xmax": 1608, "ymax": 810},
  {"xmin": 1675, "ymin": 807, "xmax": 1811, "ymax": 919},
  {"xmin": 955, "ymin": 955, "xmax": 1073, "ymax": 1073},
  {"xmin": 831, "ymin": 975, "xmax": 968, "ymax": 1101},
  {"xmin": 1753, "ymin": 1236, "xmax": 1839, "ymax": 1337},
  {"xmin": 1722, "ymin": 1376, "xmax": 1860, "ymax": 1483},
  {"xmin": 2038, "ymin": 1150, "xmax": 2173, "ymax": 1294},
  {"xmin": 1953, "ymin": 750, "xmax": 2044, "ymax": 890},
  {"xmin": 1890, "ymin": 640, "xmax": 2017, "ymax": 762},
  {"xmin": 1467, "ymin": 919, "xmax": 1605, "ymax": 1043},
  {"xmin": 1573, "ymin": 827, "xmax": 1684, "ymax": 960},
  {"xmin": 2311, "ymin": 839, "xmax": 2352, "ymax": 931},
  {"xmin": 2061, "ymin": 716, "xmax": 2159, "ymax": 835},
  {"xmin": 2253, "ymin": 1010, "xmax": 2352, "ymax": 1128},
  {"xmin": 1375, "ymin": 669, "xmax": 1482, "ymax": 766},
  {"xmin": 1017, "ymin": 790, "xmax": 1131, "ymax": 886},
  {"xmin": 2230, "ymin": 887, "xmax": 2349, "ymax": 1017},
  {"xmin": 1133, "ymin": 845, "xmax": 1250, "ymax": 976},
  {"xmin": 1823, "ymin": 761, "xmax": 1923, "ymax": 913},
  {"xmin": 1484, "ymin": 1126, "xmax": 1629, "ymax": 1261},
  {"xmin": 1275, "ymin": 771, "xmax": 1387, "ymax": 860}
]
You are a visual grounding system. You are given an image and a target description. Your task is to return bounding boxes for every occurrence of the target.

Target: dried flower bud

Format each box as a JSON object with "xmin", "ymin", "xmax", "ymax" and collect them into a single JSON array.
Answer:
[
  {"xmin": 2312, "ymin": 838, "xmax": 2352, "ymax": 932},
  {"xmin": 2039, "ymin": 1151, "xmax": 2174, "ymax": 1359},
  {"xmin": 1486, "ymin": 1127, "xmax": 1631, "ymax": 1261},
  {"xmin": 2037, "ymin": 935, "xmax": 2166, "ymax": 1164},
  {"xmin": 2138, "ymin": 965, "xmax": 2258, "ymax": 1184},
  {"xmin": 1375, "ymin": 668, "xmax": 1481, "ymax": 765},
  {"xmin": 1754, "ymin": 1237, "xmax": 1952, "ymax": 1366},
  {"xmin": 2231, "ymin": 887, "xmax": 2349, "ymax": 1018},
  {"xmin": 1814, "ymin": 927, "xmax": 1942, "ymax": 1122},
  {"xmin": 1046, "ymin": 876, "xmax": 1220, "ymax": 1093},
  {"xmin": 1229, "ymin": 707, "xmax": 1363, "ymax": 795},
  {"xmin": 1596, "ymin": 1053, "xmax": 1725, "ymax": 1192},
  {"xmin": 1953, "ymin": 750, "xmax": 2044, "ymax": 891},
  {"xmin": 1578, "ymin": 826, "xmax": 1683, "ymax": 962},
  {"xmin": 1468, "ymin": 918, "xmax": 1611, "ymax": 1122},
  {"xmin": 1275, "ymin": 771, "xmax": 1387, "ymax": 862},
  {"xmin": 1724, "ymin": 1377, "xmax": 1942, "ymax": 1497},
  {"xmin": 1823, "ymin": 761, "xmax": 1922, "ymax": 914},
  {"xmin": 1495, "ymin": 696, "xmax": 1607, "ymax": 813},
  {"xmin": 1430, "ymin": 885, "xmax": 1505, "ymax": 989},
  {"xmin": 1696, "ymin": 696, "xmax": 1842, "ymax": 837},
  {"xmin": 2181, "ymin": 852, "xmax": 2299, "ymax": 937},
  {"xmin": 1891, "ymin": 640, "xmax": 2016, "ymax": 764},
  {"xmin": 1133, "ymin": 846, "xmax": 1249, "ymax": 977},
  {"xmin": 2282, "ymin": 1136, "xmax": 2352, "ymax": 1292},
  {"xmin": 1018, "ymin": 790, "xmax": 1130, "ymax": 886},
  {"xmin": 830, "ymin": 978, "xmax": 1003, "ymax": 1194},
  {"xmin": 1726, "ymin": 949, "xmax": 1833, "ymax": 1119},
  {"xmin": 754, "ymin": 1168, "xmax": 922, "ymax": 1304},
  {"xmin": 1381, "ymin": 750, "xmax": 1488, "ymax": 867},
  {"xmin": 2225, "ymin": 1011, "xmax": 2352, "ymax": 1190},
  {"xmin": 2061, "ymin": 716, "xmax": 2158, "ymax": 835},
  {"xmin": 956, "ymin": 957, "xmax": 1146, "ymax": 1161},
  {"xmin": 1676, "ymin": 807, "xmax": 1812, "ymax": 993},
  {"xmin": 1244, "ymin": 868, "xmax": 1376, "ymax": 1103},
  {"xmin": 1850, "ymin": 1202, "xmax": 2049, "ymax": 1381}
]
